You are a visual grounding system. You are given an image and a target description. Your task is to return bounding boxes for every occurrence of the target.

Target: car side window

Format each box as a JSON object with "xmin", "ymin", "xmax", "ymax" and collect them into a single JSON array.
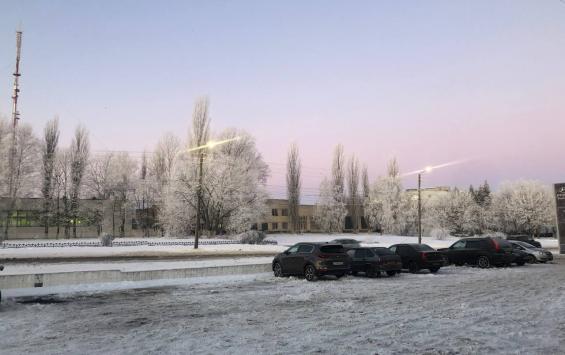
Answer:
[
  {"xmin": 287, "ymin": 245, "xmax": 299, "ymax": 254},
  {"xmin": 465, "ymin": 241, "xmax": 481, "ymax": 249},
  {"xmin": 452, "ymin": 241, "xmax": 466, "ymax": 249},
  {"xmin": 389, "ymin": 246, "xmax": 397, "ymax": 254},
  {"xmin": 354, "ymin": 249, "xmax": 366, "ymax": 258},
  {"xmin": 298, "ymin": 245, "xmax": 314, "ymax": 253},
  {"xmin": 397, "ymin": 246, "xmax": 408, "ymax": 256},
  {"xmin": 365, "ymin": 249, "xmax": 375, "ymax": 257}
]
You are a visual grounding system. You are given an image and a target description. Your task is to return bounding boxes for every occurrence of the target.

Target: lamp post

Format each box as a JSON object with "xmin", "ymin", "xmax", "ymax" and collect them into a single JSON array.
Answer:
[
  {"xmin": 186, "ymin": 137, "xmax": 239, "ymax": 249},
  {"xmin": 418, "ymin": 166, "xmax": 433, "ymax": 244}
]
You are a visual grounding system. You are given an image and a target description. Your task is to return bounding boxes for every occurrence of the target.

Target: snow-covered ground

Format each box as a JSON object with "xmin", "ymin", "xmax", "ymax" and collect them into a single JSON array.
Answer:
[
  {"xmin": 1, "ymin": 234, "xmax": 557, "ymax": 262},
  {"xmin": 1, "ymin": 261, "xmax": 564, "ymax": 354},
  {"xmin": 0, "ymin": 242, "xmax": 286, "ymax": 260},
  {"xmin": 1, "ymin": 257, "xmax": 273, "ymax": 276}
]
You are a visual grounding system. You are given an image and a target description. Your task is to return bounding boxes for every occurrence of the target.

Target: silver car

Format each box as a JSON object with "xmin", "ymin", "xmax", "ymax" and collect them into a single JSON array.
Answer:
[{"xmin": 508, "ymin": 241, "xmax": 553, "ymax": 263}]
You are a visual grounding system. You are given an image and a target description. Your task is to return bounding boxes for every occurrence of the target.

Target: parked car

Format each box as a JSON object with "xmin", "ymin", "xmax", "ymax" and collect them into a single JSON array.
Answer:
[
  {"xmin": 346, "ymin": 247, "xmax": 402, "ymax": 277},
  {"xmin": 438, "ymin": 237, "xmax": 514, "ymax": 268},
  {"xmin": 509, "ymin": 244, "xmax": 528, "ymax": 266},
  {"xmin": 388, "ymin": 244, "xmax": 444, "ymax": 273},
  {"xmin": 508, "ymin": 240, "xmax": 553, "ymax": 263},
  {"xmin": 330, "ymin": 238, "xmax": 361, "ymax": 249},
  {"xmin": 506, "ymin": 235, "xmax": 542, "ymax": 248},
  {"xmin": 272, "ymin": 243, "xmax": 351, "ymax": 281}
]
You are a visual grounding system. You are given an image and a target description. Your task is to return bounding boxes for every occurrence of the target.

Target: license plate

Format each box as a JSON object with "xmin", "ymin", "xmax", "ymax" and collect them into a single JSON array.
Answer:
[{"xmin": 333, "ymin": 262, "xmax": 344, "ymax": 266}]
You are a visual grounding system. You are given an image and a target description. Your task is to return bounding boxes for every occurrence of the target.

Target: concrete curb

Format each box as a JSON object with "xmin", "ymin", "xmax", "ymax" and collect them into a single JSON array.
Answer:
[{"xmin": 0, "ymin": 263, "xmax": 272, "ymax": 289}]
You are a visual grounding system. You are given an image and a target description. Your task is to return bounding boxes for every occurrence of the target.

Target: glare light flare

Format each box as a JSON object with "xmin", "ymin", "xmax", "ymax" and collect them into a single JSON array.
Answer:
[
  {"xmin": 402, "ymin": 158, "xmax": 470, "ymax": 177},
  {"xmin": 187, "ymin": 137, "xmax": 240, "ymax": 152}
]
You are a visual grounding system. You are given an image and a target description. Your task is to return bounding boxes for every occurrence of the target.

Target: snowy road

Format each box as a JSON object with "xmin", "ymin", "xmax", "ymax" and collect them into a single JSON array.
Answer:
[{"xmin": 1, "ymin": 261, "xmax": 564, "ymax": 354}]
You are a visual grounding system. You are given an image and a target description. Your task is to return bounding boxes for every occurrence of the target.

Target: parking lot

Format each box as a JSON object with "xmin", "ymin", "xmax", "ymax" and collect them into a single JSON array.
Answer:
[{"xmin": 1, "ymin": 259, "xmax": 564, "ymax": 355}]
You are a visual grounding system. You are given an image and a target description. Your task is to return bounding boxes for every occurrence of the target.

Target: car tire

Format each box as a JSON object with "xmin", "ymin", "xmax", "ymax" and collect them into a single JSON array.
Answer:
[
  {"xmin": 527, "ymin": 255, "xmax": 536, "ymax": 264},
  {"xmin": 516, "ymin": 261, "xmax": 525, "ymax": 266},
  {"xmin": 273, "ymin": 262, "xmax": 283, "ymax": 277},
  {"xmin": 386, "ymin": 271, "xmax": 396, "ymax": 277},
  {"xmin": 429, "ymin": 267, "xmax": 440, "ymax": 273},
  {"xmin": 304, "ymin": 265, "xmax": 317, "ymax": 282},
  {"xmin": 335, "ymin": 273, "xmax": 345, "ymax": 279},
  {"xmin": 454, "ymin": 262, "xmax": 464, "ymax": 266},
  {"xmin": 477, "ymin": 256, "xmax": 491, "ymax": 269},
  {"xmin": 408, "ymin": 261, "xmax": 420, "ymax": 273},
  {"xmin": 351, "ymin": 271, "xmax": 358, "ymax": 276}
]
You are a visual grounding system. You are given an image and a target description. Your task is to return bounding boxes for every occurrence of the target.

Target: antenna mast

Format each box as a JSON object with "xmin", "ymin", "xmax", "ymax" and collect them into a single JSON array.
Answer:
[{"xmin": 11, "ymin": 30, "xmax": 22, "ymax": 128}]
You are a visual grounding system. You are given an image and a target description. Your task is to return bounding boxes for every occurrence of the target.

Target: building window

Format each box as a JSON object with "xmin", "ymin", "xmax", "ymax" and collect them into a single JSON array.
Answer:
[
  {"xmin": 271, "ymin": 209, "xmax": 278, "ymax": 216},
  {"xmin": 299, "ymin": 216, "xmax": 308, "ymax": 231},
  {"xmin": 282, "ymin": 222, "xmax": 288, "ymax": 230},
  {"xmin": 281, "ymin": 209, "xmax": 288, "ymax": 216},
  {"xmin": 261, "ymin": 223, "xmax": 268, "ymax": 231},
  {"xmin": 272, "ymin": 222, "xmax": 278, "ymax": 230}
]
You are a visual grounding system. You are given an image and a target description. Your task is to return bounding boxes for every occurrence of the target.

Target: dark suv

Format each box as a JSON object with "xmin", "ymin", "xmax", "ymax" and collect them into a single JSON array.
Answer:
[
  {"xmin": 272, "ymin": 243, "xmax": 351, "ymax": 281},
  {"xmin": 438, "ymin": 237, "xmax": 514, "ymax": 268},
  {"xmin": 347, "ymin": 247, "xmax": 402, "ymax": 277},
  {"xmin": 389, "ymin": 244, "xmax": 445, "ymax": 273}
]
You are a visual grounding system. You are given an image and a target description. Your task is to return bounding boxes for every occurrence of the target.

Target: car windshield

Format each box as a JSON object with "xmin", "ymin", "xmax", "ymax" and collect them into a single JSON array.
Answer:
[
  {"xmin": 320, "ymin": 245, "xmax": 345, "ymax": 253},
  {"xmin": 411, "ymin": 244, "xmax": 434, "ymax": 251},
  {"xmin": 372, "ymin": 247, "xmax": 394, "ymax": 255}
]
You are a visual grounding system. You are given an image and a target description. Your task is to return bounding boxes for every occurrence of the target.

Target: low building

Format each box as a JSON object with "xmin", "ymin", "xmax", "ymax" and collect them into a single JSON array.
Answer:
[{"xmin": 255, "ymin": 199, "xmax": 320, "ymax": 233}]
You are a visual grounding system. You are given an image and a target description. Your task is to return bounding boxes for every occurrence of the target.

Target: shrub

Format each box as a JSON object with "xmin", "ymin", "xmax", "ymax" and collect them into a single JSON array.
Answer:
[
  {"xmin": 237, "ymin": 230, "xmax": 267, "ymax": 245},
  {"xmin": 99, "ymin": 233, "xmax": 115, "ymax": 247},
  {"xmin": 430, "ymin": 228, "xmax": 450, "ymax": 240}
]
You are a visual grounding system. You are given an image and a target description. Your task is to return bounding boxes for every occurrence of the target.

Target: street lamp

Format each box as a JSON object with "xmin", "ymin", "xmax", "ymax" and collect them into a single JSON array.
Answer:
[
  {"xmin": 417, "ymin": 166, "xmax": 433, "ymax": 244},
  {"xmin": 404, "ymin": 159, "xmax": 468, "ymax": 244},
  {"xmin": 185, "ymin": 136, "xmax": 240, "ymax": 249}
]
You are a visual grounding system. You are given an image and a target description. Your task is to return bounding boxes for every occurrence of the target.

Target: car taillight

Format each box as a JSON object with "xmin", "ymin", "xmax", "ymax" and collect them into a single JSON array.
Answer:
[
  {"xmin": 319, "ymin": 254, "xmax": 329, "ymax": 259},
  {"xmin": 421, "ymin": 252, "xmax": 427, "ymax": 261},
  {"xmin": 490, "ymin": 239, "xmax": 501, "ymax": 252}
]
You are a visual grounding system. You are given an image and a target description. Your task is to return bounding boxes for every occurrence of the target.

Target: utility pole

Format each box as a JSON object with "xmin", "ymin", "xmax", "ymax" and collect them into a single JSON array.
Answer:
[
  {"xmin": 3, "ymin": 30, "xmax": 23, "ymax": 242},
  {"xmin": 195, "ymin": 152, "xmax": 204, "ymax": 249},
  {"xmin": 418, "ymin": 173, "xmax": 422, "ymax": 244}
]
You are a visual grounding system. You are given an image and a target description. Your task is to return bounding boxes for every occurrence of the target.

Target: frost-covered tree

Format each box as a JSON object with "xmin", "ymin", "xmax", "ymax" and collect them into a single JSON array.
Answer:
[
  {"xmin": 347, "ymin": 154, "xmax": 360, "ymax": 232},
  {"xmin": 1, "ymin": 123, "xmax": 41, "ymax": 241},
  {"xmin": 135, "ymin": 151, "xmax": 157, "ymax": 237},
  {"xmin": 365, "ymin": 158, "xmax": 411, "ymax": 235},
  {"xmin": 314, "ymin": 178, "xmax": 347, "ymax": 233},
  {"xmin": 163, "ymin": 129, "xmax": 268, "ymax": 236},
  {"xmin": 108, "ymin": 152, "xmax": 138, "ymax": 237},
  {"xmin": 151, "ymin": 132, "xmax": 181, "ymax": 196},
  {"xmin": 286, "ymin": 143, "xmax": 301, "ymax": 232},
  {"xmin": 429, "ymin": 189, "xmax": 478, "ymax": 235},
  {"xmin": 41, "ymin": 118, "xmax": 60, "ymax": 237},
  {"xmin": 332, "ymin": 144, "xmax": 345, "ymax": 200},
  {"xmin": 85, "ymin": 153, "xmax": 114, "ymax": 200},
  {"xmin": 69, "ymin": 126, "xmax": 89, "ymax": 238},
  {"xmin": 52, "ymin": 149, "xmax": 71, "ymax": 238},
  {"xmin": 491, "ymin": 180, "xmax": 554, "ymax": 236}
]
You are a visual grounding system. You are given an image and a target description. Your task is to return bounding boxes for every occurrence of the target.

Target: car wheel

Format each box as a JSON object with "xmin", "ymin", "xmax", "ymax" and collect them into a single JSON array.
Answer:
[
  {"xmin": 386, "ymin": 271, "xmax": 396, "ymax": 277},
  {"xmin": 304, "ymin": 265, "xmax": 317, "ymax": 282},
  {"xmin": 273, "ymin": 262, "xmax": 283, "ymax": 277},
  {"xmin": 454, "ymin": 262, "xmax": 464, "ymax": 266},
  {"xmin": 516, "ymin": 261, "xmax": 525, "ymax": 266},
  {"xmin": 351, "ymin": 271, "xmax": 358, "ymax": 276},
  {"xmin": 429, "ymin": 267, "xmax": 440, "ymax": 273},
  {"xmin": 335, "ymin": 273, "xmax": 345, "ymax": 279},
  {"xmin": 527, "ymin": 255, "xmax": 536, "ymax": 264},
  {"xmin": 408, "ymin": 261, "xmax": 420, "ymax": 273},
  {"xmin": 477, "ymin": 256, "xmax": 491, "ymax": 269}
]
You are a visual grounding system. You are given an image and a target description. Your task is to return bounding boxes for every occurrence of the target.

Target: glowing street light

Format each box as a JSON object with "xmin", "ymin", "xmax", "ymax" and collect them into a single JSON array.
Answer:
[
  {"xmin": 406, "ymin": 159, "xmax": 469, "ymax": 244},
  {"xmin": 190, "ymin": 136, "xmax": 239, "ymax": 249}
]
